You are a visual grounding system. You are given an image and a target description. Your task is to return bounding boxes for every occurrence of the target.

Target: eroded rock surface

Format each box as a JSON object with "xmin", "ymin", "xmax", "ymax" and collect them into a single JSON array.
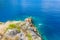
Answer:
[{"xmin": 0, "ymin": 18, "xmax": 42, "ymax": 40}]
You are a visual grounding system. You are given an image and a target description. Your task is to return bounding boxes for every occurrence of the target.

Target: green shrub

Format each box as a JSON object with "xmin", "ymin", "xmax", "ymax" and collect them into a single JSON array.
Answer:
[
  {"xmin": 5, "ymin": 24, "xmax": 20, "ymax": 32},
  {"xmin": 27, "ymin": 33, "xmax": 32, "ymax": 40}
]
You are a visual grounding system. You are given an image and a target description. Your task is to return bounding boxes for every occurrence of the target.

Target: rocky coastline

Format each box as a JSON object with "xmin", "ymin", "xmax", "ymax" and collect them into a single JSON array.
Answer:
[{"xmin": 0, "ymin": 17, "xmax": 42, "ymax": 40}]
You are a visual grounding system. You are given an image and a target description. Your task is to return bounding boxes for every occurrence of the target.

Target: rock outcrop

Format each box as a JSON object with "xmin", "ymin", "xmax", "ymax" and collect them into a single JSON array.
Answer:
[{"xmin": 0, "ymin": 17, "xmax": 42, "ymax": 40}]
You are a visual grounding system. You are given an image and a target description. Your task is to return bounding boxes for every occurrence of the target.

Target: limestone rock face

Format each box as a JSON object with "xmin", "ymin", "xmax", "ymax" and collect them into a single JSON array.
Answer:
[
  {"xmin": 5, "ymin": 29, "xmax": 19, "ymax": 37},
  {"xmin": 0, "ymin": 18, "xmax": 42, "ymax": 40}
]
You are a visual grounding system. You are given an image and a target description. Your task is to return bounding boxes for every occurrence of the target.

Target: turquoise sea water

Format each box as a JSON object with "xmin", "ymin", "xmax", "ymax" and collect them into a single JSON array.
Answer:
[{"xmin": 0, "ymin": 0, "xmax": 60, "ymax": 40}]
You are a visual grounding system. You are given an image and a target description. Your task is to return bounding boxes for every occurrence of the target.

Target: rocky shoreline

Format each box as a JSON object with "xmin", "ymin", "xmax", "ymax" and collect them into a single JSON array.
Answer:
[{"xmin": 0, "ymin": 17, "xmax": 42, "ymax": 40}]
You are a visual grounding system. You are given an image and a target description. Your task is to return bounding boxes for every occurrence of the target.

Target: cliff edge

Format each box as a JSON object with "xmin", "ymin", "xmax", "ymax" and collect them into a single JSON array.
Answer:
[{"xmin": 0, "ymin": 17, "xmax": 42, "ymax": 40}]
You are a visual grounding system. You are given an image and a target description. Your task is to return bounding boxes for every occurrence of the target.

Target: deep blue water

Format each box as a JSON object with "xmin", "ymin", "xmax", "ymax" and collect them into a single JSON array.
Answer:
[{"xmin": 0, "ymin": 0, "xmax": 60, "ymax": 40}]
